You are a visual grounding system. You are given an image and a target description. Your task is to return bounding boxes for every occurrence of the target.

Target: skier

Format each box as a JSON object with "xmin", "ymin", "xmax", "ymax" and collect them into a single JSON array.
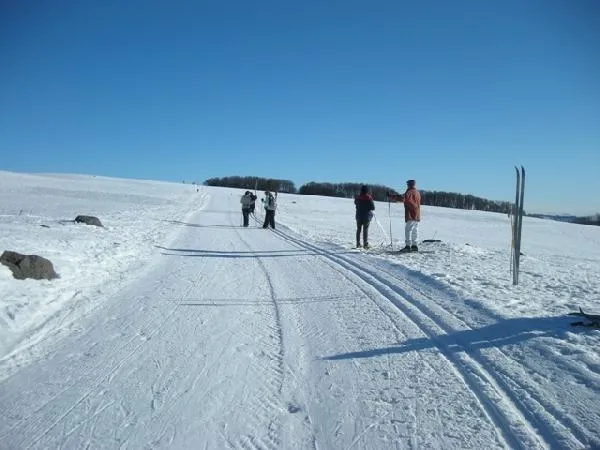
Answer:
[
  {"xmin": 240, "ymin": 191, "xmax": 253, "ymax": 227},
  {"xmin": 249, "ymin": 193, "xmax": 257, "ymax": 215},
  {"xmin": 388, "ymin": 179, "xmax": 421, "ymax": 252},
  {"xmin": 354, "ymin": 185, "xmax": 375, "ymax": 248},
  {"xmin": 262, "ymin": 191, "xmax": 277, "ymax": 229}
]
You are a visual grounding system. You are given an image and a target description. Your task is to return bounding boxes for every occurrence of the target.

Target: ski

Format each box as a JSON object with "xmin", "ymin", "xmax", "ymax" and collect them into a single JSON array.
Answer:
[
  {"xmin": 568, "ymin": 306, "xmax": 600, "ymax": 322},
  {"xmin": 512, "ymin": 166, "xmax": 525, "ymax": 285},
  {"xmin": 569, "ymin": 306, "xmax": 600, "ymax": 328}
]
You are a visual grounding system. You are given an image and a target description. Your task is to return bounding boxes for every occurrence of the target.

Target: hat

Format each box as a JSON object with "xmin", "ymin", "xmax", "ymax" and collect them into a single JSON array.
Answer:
[
  {"xmin": 360, "ymin": 185, "xmax": 368, "ymax": 194},
  {"xmin": 406, "ymin": 179, "xmax": 416, "ymax": 186}
]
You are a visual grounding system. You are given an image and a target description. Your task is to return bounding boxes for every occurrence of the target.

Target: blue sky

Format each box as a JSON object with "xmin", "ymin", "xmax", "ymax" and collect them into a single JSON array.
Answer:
[{"xmin": 1, "ymin": 1, "xmax": 598, "ymax": 214}]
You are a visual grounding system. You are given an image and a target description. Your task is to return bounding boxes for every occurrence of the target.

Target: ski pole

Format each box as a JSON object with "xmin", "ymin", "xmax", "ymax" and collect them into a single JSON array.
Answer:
[
  {"xmin": 387, "ymin": 194, "xmax": 393, "ymax": 248},
  {"xmin": 372, "ymin": 213, "xmax": 390, "ymax": 243}
]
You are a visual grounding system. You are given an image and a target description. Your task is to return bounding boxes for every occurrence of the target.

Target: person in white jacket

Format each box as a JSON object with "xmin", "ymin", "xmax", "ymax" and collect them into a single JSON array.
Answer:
[
  {"xmin": 261, "ymin": 191, "xmax": 277, "ymax": 229},
  {"xmin": 240, "ymin": 191, "xmax": 253, "ymax": 227}
]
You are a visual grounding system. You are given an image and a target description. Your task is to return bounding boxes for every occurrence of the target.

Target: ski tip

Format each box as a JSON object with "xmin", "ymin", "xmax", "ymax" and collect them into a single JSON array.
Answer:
[{"xmin": 580, "ymin": 306, "xmax": 585, "ymax": 315}]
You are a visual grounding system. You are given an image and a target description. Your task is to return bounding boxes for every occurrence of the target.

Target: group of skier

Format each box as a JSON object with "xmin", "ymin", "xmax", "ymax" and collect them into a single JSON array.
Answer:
[
  {"xmin": 239, "ymin": 179, "xmax": 421, "ymax": 252},
  {"xmin": 355, "ymin": 179, "xmax": 421, "ymax": 253},
  {"xmin": 240, "ymin": 190, "xmax": 277, "ymax": 229}
]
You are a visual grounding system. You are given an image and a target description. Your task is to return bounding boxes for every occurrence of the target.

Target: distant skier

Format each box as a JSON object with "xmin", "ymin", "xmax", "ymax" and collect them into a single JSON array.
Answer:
[
  {"xmin": 388, "ymin": 179, "xmax": 421, "ymax": 252},
  {"xmin": 249, "ymin": 193, "xmax": 257, "ymax": 215},
  {"xmin": 354, "ymin": 185, "xmax": 375, "ymax": 248},
  {"xmin": 262, "ymin": 191, "xmax": 277, "ymax": 229},
  {"xmin": 240, "ymin": 191, "xmax": 253, "ymax": 227}
]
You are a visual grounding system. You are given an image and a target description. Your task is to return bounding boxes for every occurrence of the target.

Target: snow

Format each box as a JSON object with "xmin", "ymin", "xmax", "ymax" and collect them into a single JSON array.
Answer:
[{"xmin": 1, "ymin": 170, "xmax": 599, "ymax": 449}]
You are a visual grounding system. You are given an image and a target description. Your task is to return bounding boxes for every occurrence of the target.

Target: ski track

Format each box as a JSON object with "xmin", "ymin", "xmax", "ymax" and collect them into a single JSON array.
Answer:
[
  {"xmin": 239, "ymin": 214, "xmax": 322, "ymax": 450},
  {"xmin": 272, "ymin": 230, "xmax": 527, "ymax": 449},
  {"xmin": 366, "ymin": 260, "xmax": 600, "ymax": 448},
  {"xmin": 228, "ymin": 209, "xmax": 286, "ymax": 450},
  {"xmin": 3, "ymin": 273, "xmax": 205, "ymax": 449},
  {"xmin": 270, "ymin": 225, "xmax": 587, "ymax": 449},
  {"xmin": 244, "ymin": 216, "xmax": 505, "ymax": 448},
  {"xmin": 1, "ymin": 198, "xmax": 284, "ymax": 448},
  {"xmin": 1, "ymin": 193, "xmax": 597, "ymax": 449},
  {"xmin": 0, "ymin": 190, "xmax": 212, "ymax": 383}
]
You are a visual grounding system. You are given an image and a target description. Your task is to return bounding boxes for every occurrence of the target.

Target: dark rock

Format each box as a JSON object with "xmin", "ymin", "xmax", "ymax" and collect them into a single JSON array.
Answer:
[
  {"xmin": 75, "ymin": 215, "xmax": 103, "ymax": 227},
  {"xmin": 0, "ymin": 251, "xmax": 59, "ymax": 280}
]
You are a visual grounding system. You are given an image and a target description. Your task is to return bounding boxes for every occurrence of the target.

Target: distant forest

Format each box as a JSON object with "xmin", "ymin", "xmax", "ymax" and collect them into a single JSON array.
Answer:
[
  {"xmin": 298, "ymin": 181, "xmax": 513, "ymax": 214},
  {"xmin": 203, "ymin": 176, "xmax": 296, "ymax": 193},
  {"xmin": 203, "ymin": 176, "xmax": 513, "ymax": 214},
  {"xmin": 527, "ymin": 213, "xmax": 600, "ymax": 226},
  {"xmin": 572, "ymin": 214, "xmax": 600, "ymax": 226}
]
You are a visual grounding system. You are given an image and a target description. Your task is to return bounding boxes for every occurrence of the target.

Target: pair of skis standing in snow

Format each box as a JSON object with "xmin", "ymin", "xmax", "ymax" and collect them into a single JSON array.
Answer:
[
  {"xmin": 240, "ymin": 190, "xmax": 277, "ymax": 229},
  {"xmin": 355, "ymin": 179, "xmax": 421, "ymax": 252}
]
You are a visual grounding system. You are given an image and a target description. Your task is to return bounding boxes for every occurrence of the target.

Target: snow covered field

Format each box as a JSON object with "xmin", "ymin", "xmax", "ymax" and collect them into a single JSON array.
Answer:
[{"xmin": 1, "ymin": 170, "xmax": 599, "ymax": 449}]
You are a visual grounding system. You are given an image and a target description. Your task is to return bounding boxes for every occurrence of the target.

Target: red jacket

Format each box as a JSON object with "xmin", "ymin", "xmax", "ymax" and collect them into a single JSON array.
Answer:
[{"xmin": 389, "ymin": 188, "xmax": 421, "ymax": 222}]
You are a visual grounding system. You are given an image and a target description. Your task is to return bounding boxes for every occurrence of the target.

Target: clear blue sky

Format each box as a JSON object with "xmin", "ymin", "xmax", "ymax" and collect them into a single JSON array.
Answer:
[{"xmin": 1, "ymin": 1, "xmax": 598, "ymax": 214}]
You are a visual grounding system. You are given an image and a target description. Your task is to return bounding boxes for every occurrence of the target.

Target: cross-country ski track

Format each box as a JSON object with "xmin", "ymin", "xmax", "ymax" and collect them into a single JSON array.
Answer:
[{"xmin": 0, "ymin": 193, "xmax": 595, "ymax": 449}]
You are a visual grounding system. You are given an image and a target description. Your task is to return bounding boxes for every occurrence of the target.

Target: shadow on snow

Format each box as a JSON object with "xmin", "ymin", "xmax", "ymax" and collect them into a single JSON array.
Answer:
[
  {"xmin": 155, "ymin": 246, "xmax": 353, "ymax": 258},
  {"xmin": 322, "ymin": 315, "xmax": 573, "ymax": 361}
]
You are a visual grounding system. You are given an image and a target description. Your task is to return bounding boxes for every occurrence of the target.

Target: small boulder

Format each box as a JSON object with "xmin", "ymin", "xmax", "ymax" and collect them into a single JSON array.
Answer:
[
  {"xmin": 0, "ymin": 251, "xmax": 59, "ymax": 280},
  {"xmin": 75, "ymin": 215, "xmax": 103, "ymax": 227}
]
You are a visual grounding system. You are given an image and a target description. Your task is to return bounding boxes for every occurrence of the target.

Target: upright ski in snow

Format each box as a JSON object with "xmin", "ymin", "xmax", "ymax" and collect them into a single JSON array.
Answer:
[{"xmin": 512, "ymin": 166, "xmax": 525, "ymax": 285}]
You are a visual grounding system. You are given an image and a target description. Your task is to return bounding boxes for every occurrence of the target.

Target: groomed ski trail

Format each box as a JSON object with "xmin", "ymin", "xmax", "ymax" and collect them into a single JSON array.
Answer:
[{"xmin": 0, "ymin": 193, "xmax": 591, "ymax": 448}]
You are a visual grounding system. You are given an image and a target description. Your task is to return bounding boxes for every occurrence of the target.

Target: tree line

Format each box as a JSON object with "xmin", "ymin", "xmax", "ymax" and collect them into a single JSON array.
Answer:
[
  {"xmin": 203, "ymin": 176, "xmax": 296, "ymax": 193},
  {"xmin": 298, "ymin": 182, "xmax": 398, "ymax": 202},
  {"xmin": 572, "ymin": 214, "xmax": 600, "ymax": 226},
  {"xmin": 420, "ymin": 190, "xmax": 513, "ymax": 214},
  {"xmin": 298, "ymin": 182, "xmax": 512, "ymax": 214},
  {"xmin": 203, "ymin": 176, "xmax": 515, "ymax": 214}
]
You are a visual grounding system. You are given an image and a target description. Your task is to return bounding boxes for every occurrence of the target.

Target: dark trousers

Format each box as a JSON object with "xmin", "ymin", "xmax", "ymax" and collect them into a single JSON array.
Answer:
[
  {"xmin": 263, "ymin": 210, "xmax": 275, "ymax": 229},
  {"xmin": 356, "ymin": 218, "xmax": 370, "ymax": 246},
  {"xmin": 242, "ymin": 208, "xmax": 251, "ymax": 227}
]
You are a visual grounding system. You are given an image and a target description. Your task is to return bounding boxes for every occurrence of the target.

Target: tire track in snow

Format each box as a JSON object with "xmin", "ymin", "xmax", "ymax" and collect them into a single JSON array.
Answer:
[
  {"xmin": 272, "ymin": 228, "xmax": 550, "ymax": 450},
  {"xmin": 278, "ymin": 249, "xmax": 434, "ymax": 449},
  {"xmin": 228, "ymin": 210, "xmax": 287, "ymax": 450}
]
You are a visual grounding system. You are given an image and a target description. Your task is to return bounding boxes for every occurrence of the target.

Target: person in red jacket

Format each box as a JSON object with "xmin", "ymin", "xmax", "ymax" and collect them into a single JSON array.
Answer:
[{"xmin": 388, "ymin": 179, "xmax": 421, "ymax": 252}]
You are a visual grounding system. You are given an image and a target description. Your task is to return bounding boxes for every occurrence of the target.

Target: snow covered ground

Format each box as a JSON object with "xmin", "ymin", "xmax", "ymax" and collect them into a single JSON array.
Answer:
[{"xmin": 1, "ymin": 170, "xmax": 599, "ymax": 449}]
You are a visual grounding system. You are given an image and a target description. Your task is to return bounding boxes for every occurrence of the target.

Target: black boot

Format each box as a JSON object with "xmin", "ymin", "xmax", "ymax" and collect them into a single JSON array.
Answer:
[
  {"xmin": 398, "ymin": 246, "xmax": 412, "ymax": 253},
  {"xmin": 411, "ymin": 245, "xmax": 418, "ymax": 252}
]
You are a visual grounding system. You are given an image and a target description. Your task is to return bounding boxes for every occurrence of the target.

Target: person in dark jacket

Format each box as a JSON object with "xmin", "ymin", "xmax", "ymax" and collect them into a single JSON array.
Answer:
[
  {"xmin": 354, "ymin": 185, "xmax": 375, "ymax": 248},
  {"xmin": 240, "ymin": 191, "xmax": 253, "ymax": 227},
  {"xmin": 249, "ymin": 193, "xmax": 257, "ymax": 215}
]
